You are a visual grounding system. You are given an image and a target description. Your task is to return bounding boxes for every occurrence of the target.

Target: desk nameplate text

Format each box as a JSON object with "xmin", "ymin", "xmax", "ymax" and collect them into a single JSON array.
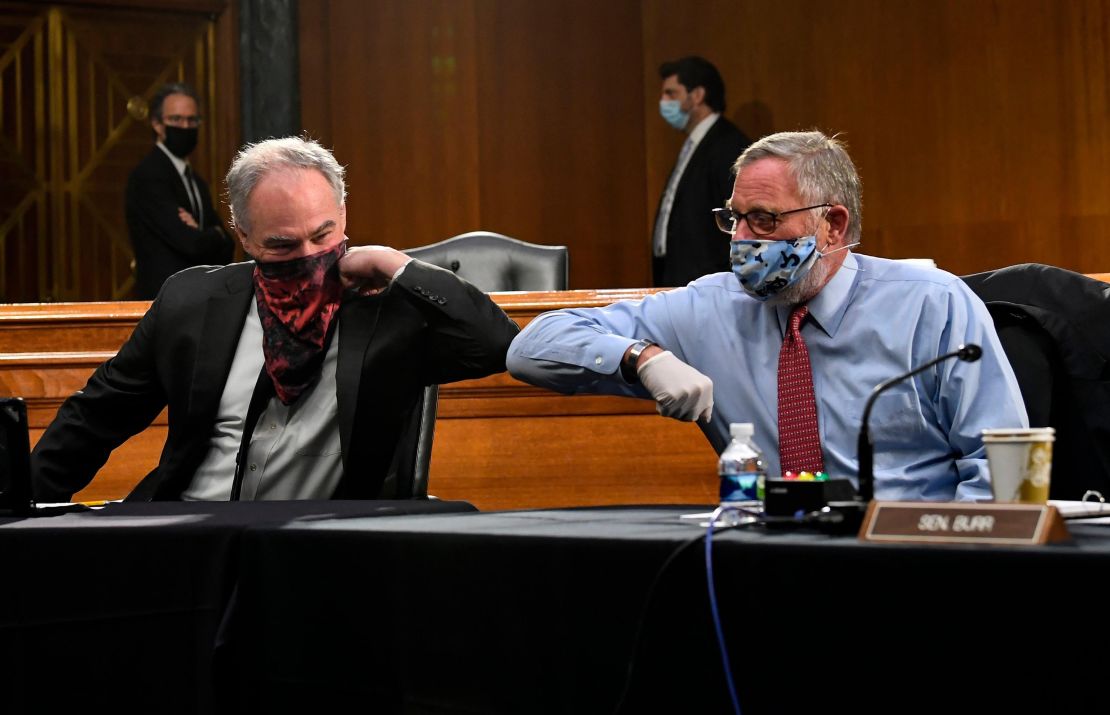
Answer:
[{"xmin": 860, "ymin": 501, "xmax": 1071, "ymax": 545}]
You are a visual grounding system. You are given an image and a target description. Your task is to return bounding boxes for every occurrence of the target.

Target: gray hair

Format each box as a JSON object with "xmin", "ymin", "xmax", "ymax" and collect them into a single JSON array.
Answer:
[
  {"xmin": 225, "ymin": 136, "xmax": 347, "ymax": 231},
  {"xmin": 733, "ymin": 130, "xmax": 862, "ymax": 244}
]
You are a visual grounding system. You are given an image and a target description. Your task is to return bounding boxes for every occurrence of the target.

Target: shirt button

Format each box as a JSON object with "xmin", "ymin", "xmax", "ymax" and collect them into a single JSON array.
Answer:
[
  {"xmin": 269, "ymin": 423, "xmax": 276, "ymax": 430},
  {"xmin": 594, "ymin": 356, "xmax": 604, "ymax": 366},
  {"xmin": 249, "ymin": 464, "xmax": 257, "ymax": 471}
]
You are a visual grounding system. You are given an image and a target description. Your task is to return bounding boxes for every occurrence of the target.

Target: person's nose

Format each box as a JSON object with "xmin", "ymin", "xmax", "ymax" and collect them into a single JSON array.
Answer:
[
  {"xmin": 299, "ymin": 243, "xmax": 330, "ymax": 258},
  {"xmin": 731, "ymin": 215, "xmax": 759, "ymax": 241}
]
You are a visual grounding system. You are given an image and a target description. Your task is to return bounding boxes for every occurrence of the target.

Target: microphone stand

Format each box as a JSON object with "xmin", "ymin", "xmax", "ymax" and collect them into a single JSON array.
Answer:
[
  {"xmin": 857, "ymin": 344, "xmax": 983, "ymax": 502},
  {"xmin": 817, "ymin": 345, "xmax": 983, "ymax": 532}
]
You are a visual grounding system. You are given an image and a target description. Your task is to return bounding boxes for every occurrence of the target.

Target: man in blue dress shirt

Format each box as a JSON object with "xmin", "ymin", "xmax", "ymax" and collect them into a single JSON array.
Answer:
[{"xmin": 507, "ymin": 130, "xmax": 1028, "ymax": 501}]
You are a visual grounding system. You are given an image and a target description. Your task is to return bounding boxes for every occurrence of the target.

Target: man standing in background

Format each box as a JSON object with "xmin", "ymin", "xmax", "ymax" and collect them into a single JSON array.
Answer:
[
  {"xmin": 126, "ymin": 82, "xmax": 234, "ymax": 299},
  {"xmin": 653, "ymin": 56, "xmax": 750, "ymax": 287}
]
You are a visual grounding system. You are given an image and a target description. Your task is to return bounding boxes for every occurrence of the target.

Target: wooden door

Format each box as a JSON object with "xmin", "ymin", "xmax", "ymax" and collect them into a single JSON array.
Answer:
[{"xmin": 0, "ymin": 1, "xmax": 228, "ymax": 302}]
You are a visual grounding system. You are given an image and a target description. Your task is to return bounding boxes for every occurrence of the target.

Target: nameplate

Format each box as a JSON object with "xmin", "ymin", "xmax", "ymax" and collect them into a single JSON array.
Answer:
[{"xmin": 859, "ymin": 501, "xmax": 1071, "ymax": 545}]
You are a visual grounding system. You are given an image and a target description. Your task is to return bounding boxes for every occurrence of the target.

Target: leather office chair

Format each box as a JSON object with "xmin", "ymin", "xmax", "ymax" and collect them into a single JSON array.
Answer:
[
  {"xmin": 396, "ymin": 384, "xmax": 438, "ymax": 499},
  {"xmin": 403, "ymin": 231, "xmax": 569, "ymax": 293},
  {"xmin": 402, "ymin": 231, "xmax": 568, "ymax": 497},
  {"xmin": 962, "ymin": 263, "xmax": 1110, "ymax": 499}
]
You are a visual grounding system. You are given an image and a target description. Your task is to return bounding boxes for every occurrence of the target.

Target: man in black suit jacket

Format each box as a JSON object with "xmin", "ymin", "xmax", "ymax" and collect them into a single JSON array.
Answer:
[
  {"xmin": 126, "ymin": 82, "xmax": 234, "ymax": 299},
  {"xmin": 33, "ymin": 137, "xmax": 519, "ymax": 502},
  {"xmin": 653, "ymin": 56, "xmax": 750, "ymax": 287}
]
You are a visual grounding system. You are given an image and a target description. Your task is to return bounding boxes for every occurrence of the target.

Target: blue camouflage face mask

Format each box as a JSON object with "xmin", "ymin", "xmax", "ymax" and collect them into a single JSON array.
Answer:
[
  {"xmin": 659, "ymin": 99, "xmax": 689, "ymax": 131},
  {"xmin": 730, "ymin": 235, "xmax": 861, "ymax": 301},
  {"xmin": 730, "ymin": 236, "xmax": 820, "ymax": 300}
]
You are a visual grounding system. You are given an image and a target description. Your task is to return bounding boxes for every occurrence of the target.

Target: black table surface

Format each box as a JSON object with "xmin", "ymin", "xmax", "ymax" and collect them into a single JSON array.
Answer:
[
  {"xmin": 0, "ymin": 499, "xmax": 475, "ymax": 714},
  {"xmin": 229, "ymin": 505, "xmax": 1110, "ymax": 714}
]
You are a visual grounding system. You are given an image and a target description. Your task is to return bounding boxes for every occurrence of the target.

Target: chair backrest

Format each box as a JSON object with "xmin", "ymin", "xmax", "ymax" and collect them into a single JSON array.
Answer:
[
  {"xmin": 401, "ymin": 232, "xmax": 566, "ymax": 498},
  {"xmin": 962, "ymin": 263, "xmax": 1110, "ymax": 499},
  {"xmin": 404, "ymin": 231, "xmax": 569, "ymax": 292},
  {"xmin": 411, "ymin": 384, "xmax": 438, "ymax": 498}
]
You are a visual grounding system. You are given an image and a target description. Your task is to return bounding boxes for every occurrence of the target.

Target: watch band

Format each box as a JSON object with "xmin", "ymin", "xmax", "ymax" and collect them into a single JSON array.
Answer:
[{"xmin": 621, "ymin": 339, "xmax": 657, "ymax": 383}]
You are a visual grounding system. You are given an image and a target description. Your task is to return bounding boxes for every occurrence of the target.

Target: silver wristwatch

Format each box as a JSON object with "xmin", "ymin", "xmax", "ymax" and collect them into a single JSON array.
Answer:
[{"xmin": 621, "ymin": 339, "xmax": 657, "ymax": 383}]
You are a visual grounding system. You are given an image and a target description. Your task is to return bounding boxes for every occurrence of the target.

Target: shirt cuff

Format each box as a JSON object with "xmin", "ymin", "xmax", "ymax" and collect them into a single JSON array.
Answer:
[{"xmin": 391, "ymin": 259, "xmax": 412, "ymax": 283}]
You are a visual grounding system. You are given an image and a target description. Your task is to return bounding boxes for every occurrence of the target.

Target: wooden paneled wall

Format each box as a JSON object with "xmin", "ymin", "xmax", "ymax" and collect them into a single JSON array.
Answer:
[
  {"xmin": 0, "ymin": 0, "xmax": 239, "ymax": 302},
  {"xmin": 300, "ymin": 0, "xmax": 1110, "ymax": 288},
  {"xmin": 299, "ymin": 0, "xmax": 651, "ymax": 290},
  {"xmin": 2, "ymin": 1, "xmax": 1105, "ymax": 301},
  {"xmin": 644, "ymin": 0, "xmax": 1110, "ymax": 276}
]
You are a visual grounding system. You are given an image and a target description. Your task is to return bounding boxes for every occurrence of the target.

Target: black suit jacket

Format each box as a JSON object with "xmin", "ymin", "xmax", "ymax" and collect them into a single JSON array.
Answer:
[
  {"xmin": 125, "ymin": 146, "xmax": 235, "ymax": 299},
  {"xmin": 654, "ymin": 116, "xmax": 750, "ymax": 287},
  {"xmin": 31, "ymin": 260, "xmax": 521, "ymax": 501},
  {"xmin": 962, "ymin": 263, "xmax": 1110, "ymax": 499}
]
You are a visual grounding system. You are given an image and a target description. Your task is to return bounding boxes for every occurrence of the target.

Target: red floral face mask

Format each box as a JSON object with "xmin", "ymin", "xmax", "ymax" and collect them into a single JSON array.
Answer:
[{"xmin": 252, "ymin": 240, "xmax": 346, "ymax": 404}]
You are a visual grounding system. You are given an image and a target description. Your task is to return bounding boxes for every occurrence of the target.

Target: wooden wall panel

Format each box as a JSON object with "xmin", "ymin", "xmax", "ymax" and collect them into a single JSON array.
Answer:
[
  {"xmin": 642, "ymin": 0, "xmax": 1110, "ymax": 276},
  {"xmin": 298, "ymin": 0, "xmax": 650, "ymax": 290},
  {"xmin": 470, "ymin": 0, "xmax": 649, "ymax": 289},
  {"xmin": 300, "ymin": 0, "xmax": 1110, "ymax": 293},
  {"xmin": 0, "ymin": 1, "xmax": 237, "ymax": 302},
  {"xmin": 299, "ymin": 0, "xmax": 483, "ymax": 258}
]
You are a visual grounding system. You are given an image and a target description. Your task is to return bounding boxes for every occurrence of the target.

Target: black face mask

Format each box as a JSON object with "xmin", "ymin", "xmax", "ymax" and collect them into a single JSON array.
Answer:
[{"xmin": 163, "ymin": 124, "xmax": 198, "ymax": 158}]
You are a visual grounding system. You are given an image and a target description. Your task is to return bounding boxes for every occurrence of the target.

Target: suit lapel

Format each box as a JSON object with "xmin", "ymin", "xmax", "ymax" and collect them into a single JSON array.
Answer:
[
  {"xmin": 151, "ymin": 147, "xmax": 196, "ymax": 220},
  {"xmin": 336, "ymin": 293, "xmax": 382, "ymax": 476},
  {"xmin": 675, "ymin": 119, "xmax": 724, "ymax": 198},
  {"xmin": 188, "ymin": 264, "xmax": 255, "ymax": 420}
]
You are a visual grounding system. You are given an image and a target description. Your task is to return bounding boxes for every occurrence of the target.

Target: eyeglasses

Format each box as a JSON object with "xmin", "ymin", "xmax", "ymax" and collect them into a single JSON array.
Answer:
[
  {"xmin": 162, "ymin": 114, "xmax": 203, "ymax": 128},
  {"xmin": 711, "ymin": 203, "xmax": 832, "ymax": 236}
]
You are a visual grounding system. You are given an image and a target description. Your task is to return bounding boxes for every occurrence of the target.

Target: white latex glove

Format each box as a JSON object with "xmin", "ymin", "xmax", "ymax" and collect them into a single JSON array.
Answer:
[{"xmin": 637, "ymin": 350, "xmax": 714, "ymax": 423}]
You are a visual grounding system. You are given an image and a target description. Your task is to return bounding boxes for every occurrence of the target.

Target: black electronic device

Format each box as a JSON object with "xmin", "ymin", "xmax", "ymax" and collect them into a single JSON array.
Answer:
[
  {"xmin": 763, "ymin": 477, "xmax": 858, "ymax": 517},
  {"xmin": 0, "ymin": 397, "xmax": 32, "ymax": 516}
]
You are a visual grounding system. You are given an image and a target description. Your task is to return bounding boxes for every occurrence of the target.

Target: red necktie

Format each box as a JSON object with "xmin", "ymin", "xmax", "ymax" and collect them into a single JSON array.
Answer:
[{"xmin": 778, "ymin": 305, "xmax": 825, "ymax": 474}]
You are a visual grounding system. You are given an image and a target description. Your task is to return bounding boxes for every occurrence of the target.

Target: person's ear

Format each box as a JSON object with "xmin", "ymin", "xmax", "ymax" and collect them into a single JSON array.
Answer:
[
  {"xmin": 823, "ymin": 205, "xmax": 851, "ymax": 246},
  {"xmin": 689, "ymin": 86, "xmax": 706, "ymax": 108},
  {"xmin": 235, "ymin": 225, "xmax": 251, "ymax": 254}
]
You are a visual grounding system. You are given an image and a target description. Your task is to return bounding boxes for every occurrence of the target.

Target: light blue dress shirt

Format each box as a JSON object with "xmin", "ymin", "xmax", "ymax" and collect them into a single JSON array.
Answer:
[{"xmin": 506, "ymin": 253, "xmax": 1029, "ymax": 501}]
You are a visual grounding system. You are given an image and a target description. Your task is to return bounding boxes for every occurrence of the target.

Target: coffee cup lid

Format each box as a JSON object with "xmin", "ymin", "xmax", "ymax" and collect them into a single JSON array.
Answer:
[{"xmin": 981, "ymin": 426, "xmax": 1055, "ymax": 441}]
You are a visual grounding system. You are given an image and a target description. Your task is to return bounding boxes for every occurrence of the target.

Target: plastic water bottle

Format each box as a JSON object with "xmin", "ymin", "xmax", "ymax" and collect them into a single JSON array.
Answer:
[{"xmin": 718, "ymin": 423, "xmax": 766, "ymax": 504}]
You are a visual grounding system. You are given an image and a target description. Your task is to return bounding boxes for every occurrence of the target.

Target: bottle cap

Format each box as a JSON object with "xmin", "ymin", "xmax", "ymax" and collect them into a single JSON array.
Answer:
[{"xmin": 729, "ymin": 422, "xmax": 754, "ymax": 438}]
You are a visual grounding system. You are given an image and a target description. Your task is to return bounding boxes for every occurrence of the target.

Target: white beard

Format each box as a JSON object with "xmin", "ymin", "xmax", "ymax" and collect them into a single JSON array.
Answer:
[{"xmin": 766, "ymin": 252, "xmax": 833, "ymax": 306}]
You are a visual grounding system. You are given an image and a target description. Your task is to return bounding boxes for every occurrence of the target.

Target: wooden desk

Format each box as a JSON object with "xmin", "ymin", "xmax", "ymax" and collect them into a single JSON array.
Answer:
[{"xmin": 0, "ymin": 290, "xmax": 718, "ymax": 509}]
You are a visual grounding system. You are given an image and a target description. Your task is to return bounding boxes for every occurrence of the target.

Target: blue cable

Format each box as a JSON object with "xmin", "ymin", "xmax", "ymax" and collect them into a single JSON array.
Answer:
[{"xmin": 705, "ymin": 506, "xmax": 742, "ymax": 715}]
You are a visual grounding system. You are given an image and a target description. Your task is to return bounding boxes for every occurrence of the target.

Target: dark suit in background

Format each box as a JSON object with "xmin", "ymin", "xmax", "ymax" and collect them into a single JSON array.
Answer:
[
  {"xmin": 653, "ymin": 117, "xmax": 750, "ymax": 287},
  {"xmin": 126, "ymin": 147, "xmax": 234, "ymax": 299}
]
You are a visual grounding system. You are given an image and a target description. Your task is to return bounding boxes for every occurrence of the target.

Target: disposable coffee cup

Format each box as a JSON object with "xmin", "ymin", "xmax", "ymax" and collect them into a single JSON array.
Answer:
[{"xmin": 981, "ymin": 427, "xmax": 1055, "ymax": 504}]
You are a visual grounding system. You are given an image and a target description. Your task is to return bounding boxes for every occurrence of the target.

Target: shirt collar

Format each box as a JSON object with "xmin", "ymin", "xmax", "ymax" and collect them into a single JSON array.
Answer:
[
  {"xmin": 776, "ymin": 251, "xmax": 859, "ymax": 339},
  {"xmin": 686, "ymin": 112, "xmax": 719, "ymax": 146},
  {"xmin": 156, "ymin": 141, "xmax": 190, "ymax": 176}
]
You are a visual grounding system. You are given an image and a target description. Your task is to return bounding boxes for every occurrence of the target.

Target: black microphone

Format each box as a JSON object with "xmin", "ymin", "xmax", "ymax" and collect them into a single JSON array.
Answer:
[{"xmin": 857, "ymin": 344, "xmax": 982, "ymax": 501}]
